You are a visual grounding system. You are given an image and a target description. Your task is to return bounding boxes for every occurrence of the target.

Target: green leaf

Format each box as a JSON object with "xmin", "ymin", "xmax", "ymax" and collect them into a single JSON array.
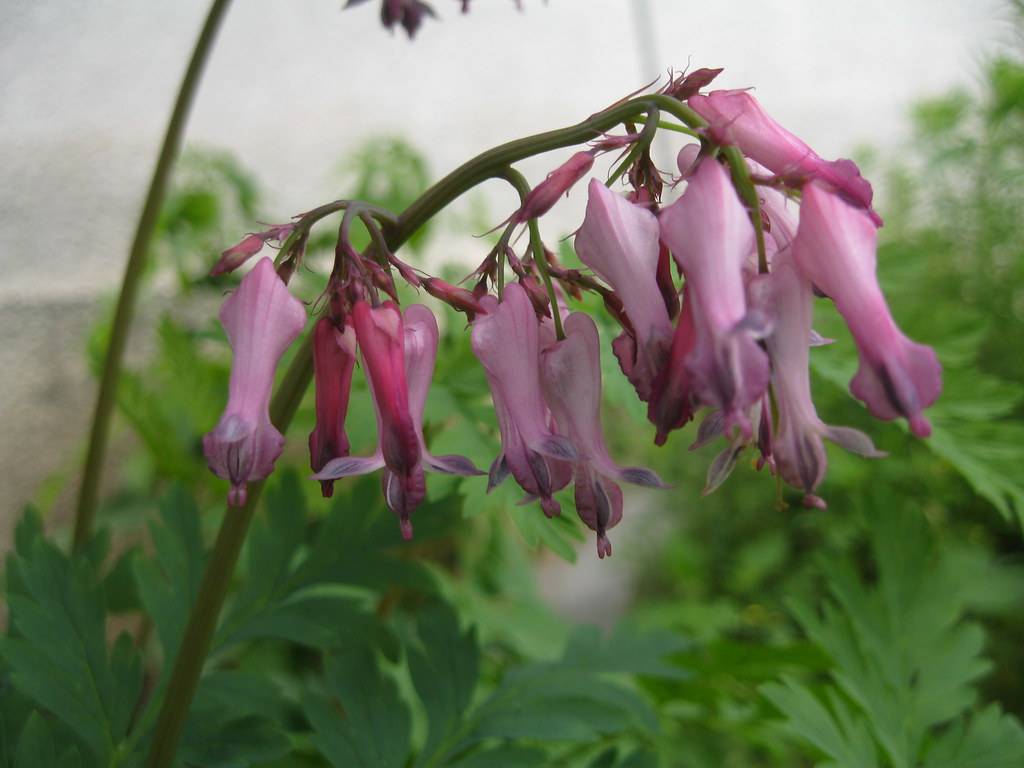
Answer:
[
  {"xmin": 101, "ymin": 546, "xmax": 141, "ymax": 613},
  {"xmin": 449, "ymin": 744, "xmax": 548, "ymax": 767},
  {"xmin": 561, "ymin": 624, "xmax": 690, "ymax": 680},
  {"xmin": 304, "ymin": 647, "xmax": 412, "ymax": 768},
  {"xmin": 133, "ymin": 485, "xmax": 206, "ymax": 667},
  {"xmin": 406, "ymin": 602, "xmax": 480, "ymax": 766},
  {"xmin": 766, "ymin": 505, "xmax": 1020, "ymax": 768},
  {"xmin": 761, "ymin": 677, "xmax": 879, "ymax": 768},
  {"xmin": 179, "ymin": 715, "xmax": 291, "ymax": 768},
  {"xmin": 470, "ymin": 663, "xmax": 656, "ymax": 743},
  {"xmin": 1, "ymin": 517, "xmax": 142, "ymax": 766},
  {"xmin": 923, "ymin": 705, "xmax": 1024, "ymax": 768},
  {"xmin": 13, "ymin": 712, "xmax": 55, "ymax": 768}
]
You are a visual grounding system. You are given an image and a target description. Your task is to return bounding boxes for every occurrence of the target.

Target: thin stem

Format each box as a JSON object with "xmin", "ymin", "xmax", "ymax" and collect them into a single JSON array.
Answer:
[
  {"xmin": 144, "ymin": 91, "xmax": 725, "ymax": 768},
  {"xmin": 721, "ymin": 145, "xmax": 768, "ymax": 273},
  {"xmin": 72, "ymin": 0, "xmax": 233, "ymax": 553},
  {"xmin": 528, "ymin": 218, "xmax": 564, "ymax": 339},
  {"xmin": 144, "ymin": 338, "xmax": 313, "ymax": 768},
  {"xmin": 632, "ymin": 114, "xmax": 701, "ymax": 138},
  {"xmin": 605, "ymin": 106, "xmax": 660, "ymax": 188}
]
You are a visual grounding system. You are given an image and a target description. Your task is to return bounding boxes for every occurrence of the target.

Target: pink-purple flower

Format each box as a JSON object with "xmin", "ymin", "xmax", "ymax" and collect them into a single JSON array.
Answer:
[
  {"xmin": 767, "ymin": 253, "xmax": 884, "ymax": 504},
  {"xmin": 659, "ymin": 158, "xmax": 771, "ymax": 436},
  {"xmin": 308, "ymin": 315, "xmax": 357, "ymax": 498},
  {"xmin": 688, "ymin": 89, "xmax": 881, "ymax": 226},
  {"xmin": 540, "ymin": 312, "xmax": 665, "ymax": 557},
  {"xmin": 792, "ymin": 182, "xmax": 942, "ymax": 437},
  {"xmin": 471, "ymin": 284, "xmax": 577, "ymax": 517},
  {"xmin": 575, "ymin": 179, "xmax": 674, "ymax": 402},
  {"xmin": 314, "ymin": 302, "xmax": 481, "ymax": 538},
  {"xmin": 203, "ymin": 258, "xmax": 307, "ymax": 506}
]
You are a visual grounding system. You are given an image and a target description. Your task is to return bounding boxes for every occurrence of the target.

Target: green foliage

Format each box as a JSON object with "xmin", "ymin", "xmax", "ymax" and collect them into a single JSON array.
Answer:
[
  {"xmin": 1, "ymin": 509, "xmax": 141, "ymax": 766},
  {"xmin": 303, "ymin": 597, "xmax": 685, "ymax": 768},
  {"xmin": 761, "ymin": 506, "xmax": 1024, "ymax": 767},
  {"xmin": 304, "ymin": 647, "xmax": 413, "ymax": 768}
]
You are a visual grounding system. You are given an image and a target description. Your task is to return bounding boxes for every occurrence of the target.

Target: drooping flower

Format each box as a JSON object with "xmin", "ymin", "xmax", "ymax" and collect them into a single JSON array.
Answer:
[
  {"xmin": 574, "ymin": 178, "xmax": 674, "ymax": 401},
  {"xmin": 658, "ymin": 158, "xmax": 771, "ymax": 436},
  {"xmin": 647, "ymin": 286, "xmax": 698, "ymax": 445},
  {"xmin": 314, "ymin": 302, "xmax": 482, "ymax": 538},
  {"xmin": 792, "ymin": 182, "xmax": 942, "ymax": 437},
  {"xmin": 767, "ymin": 253, "xmax": 884, "ymax": 504},
  {"xmin": 471, "ymin": 284, "xmax": 577, "ymax": 517},
  {"xmin": 203, "ymin": 258, "xmax": 306, "ymax": 506},
  {"xmin": 688, "ymin": 89, "xmax": 881, "ymax": 225},
  {"xmin": 308, "ymin": 315, "xmax": 357, "ymax": 498},
  {"xmin": 401, "ymin": 304, "xmax": 485, "ymax": 478},
  {"xmin": 540, "ymin": 312, "xmax": 665, "ymax": 558},
  {"xmin": 345, "ymin": 0, "xmax": 436, "ymax": 38}
]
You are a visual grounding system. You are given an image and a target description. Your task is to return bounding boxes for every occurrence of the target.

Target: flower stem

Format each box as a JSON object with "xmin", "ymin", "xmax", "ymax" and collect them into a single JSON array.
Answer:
[
  {"xmin": 71, "ymin": 0, "xmax": 233, "ymax": 553},
  {"xmin": 144, "ymin": 336, "xmax": 312, "ymax": 768},
  {"xmin": 143, "ymin": 90, "xmax": 725, "ymax": 767}
]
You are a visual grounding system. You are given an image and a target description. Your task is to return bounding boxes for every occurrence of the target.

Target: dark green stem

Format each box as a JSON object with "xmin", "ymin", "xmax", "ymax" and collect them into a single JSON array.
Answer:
[
  {"xmin": 144, "ymin": 90, "xmax": 767, "ymax": 768},
  {"xmin": 72, "ymin": 0, "xmax": 233, "ymax": 553},
  {"xmin": 144, "ymin": 338, "xmax": 312, "ymax": 768}
]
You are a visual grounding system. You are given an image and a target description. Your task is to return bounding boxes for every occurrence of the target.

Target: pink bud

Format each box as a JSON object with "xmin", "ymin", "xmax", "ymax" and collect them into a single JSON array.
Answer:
[
  {"xmin": 309, "ymin": 316, "xmax": 357, "ymax": 498},
  {"xmin": 203, "ymin": 258, "xmax": 307, "ymax": 506},
  {"xmin": 211, "ymin": 224, "xmax": 296, "ymax": 276},
  {"xmin": 422, "ymin": 277, "xmax": 485, "ymax": 315},
  {"xmin": 514, "ymin": 151, "xmax": 595, "ymax": 223}
]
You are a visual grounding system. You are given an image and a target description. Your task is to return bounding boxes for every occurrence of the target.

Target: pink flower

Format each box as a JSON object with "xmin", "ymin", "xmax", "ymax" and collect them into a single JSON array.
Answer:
[
  {"xmin": 792, "ymin": 183, "xmax": 942, "ymax": 437},
  {"xmin": 308, "ymin": 315, "xmax": 357, "ymax": 498},
  {"xmin": 767, "ymin": 253, "xmax": 884, "ymax": 501},
  {"xmin": 541, "ymin": 313, "xmax": 664, "ymax": 558},
  {"xmin": 574, "ymin": 179, "xmax": 673, "ymax": 401},
  {"xmin": 647, "ymin": 286, "xmax": 698, "ymax": 446},
  {"xmin": 688, "ymin": 89, "xmax": 881, "ymax": 226},
  {"xmin": 514, "ymin": 151, "xmax": 595, "ymax": 223},
  {"xmin": 313, "ymin": 303, "xmax": 481, "ymax": 538},
  {"xmin": 203, "ymin": 258, "xmax": 306, "ymax": 506},
  {"xmin": 471, "ymin": 284, "xmax": 577, "ymax": 517},
  {"xmin": 658, "ymin": 158, "xmax": 770, "ymax": 436}
]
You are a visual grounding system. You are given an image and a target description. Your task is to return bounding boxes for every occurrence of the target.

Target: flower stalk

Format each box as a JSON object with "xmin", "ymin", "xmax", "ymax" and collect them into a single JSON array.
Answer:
[{"xmin": 71, "ymin": 0, "xmax": 233, "ymax": 553}]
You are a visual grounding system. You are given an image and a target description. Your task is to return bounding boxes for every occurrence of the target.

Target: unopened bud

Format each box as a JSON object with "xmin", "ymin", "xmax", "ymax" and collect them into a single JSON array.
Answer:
[
  {"xmin": 514, "ymin": 151, "xmax": 595, "ymax": 223},
  {"xmin": 423, "ymin": 277, "xmax": 486, "ymax": 315}
]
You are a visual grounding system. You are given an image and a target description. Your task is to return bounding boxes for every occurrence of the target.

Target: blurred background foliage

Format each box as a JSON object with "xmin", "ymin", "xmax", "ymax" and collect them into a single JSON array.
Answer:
[{"xmin": 3, "ymin": 17, "xmax": 1024, "ymax": 768}]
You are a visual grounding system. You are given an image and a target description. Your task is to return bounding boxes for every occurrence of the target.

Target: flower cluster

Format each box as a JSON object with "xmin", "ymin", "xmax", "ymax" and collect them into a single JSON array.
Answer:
[{"xmin": 203, "ymin": 77, "xmax": 942, "ymax": 557}]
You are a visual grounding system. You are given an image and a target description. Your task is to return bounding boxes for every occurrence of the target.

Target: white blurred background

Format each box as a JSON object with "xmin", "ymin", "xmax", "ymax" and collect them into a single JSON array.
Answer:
[{"xmin": 0, "ymin": 0, "xmax": 1009, "ymax": 537}]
